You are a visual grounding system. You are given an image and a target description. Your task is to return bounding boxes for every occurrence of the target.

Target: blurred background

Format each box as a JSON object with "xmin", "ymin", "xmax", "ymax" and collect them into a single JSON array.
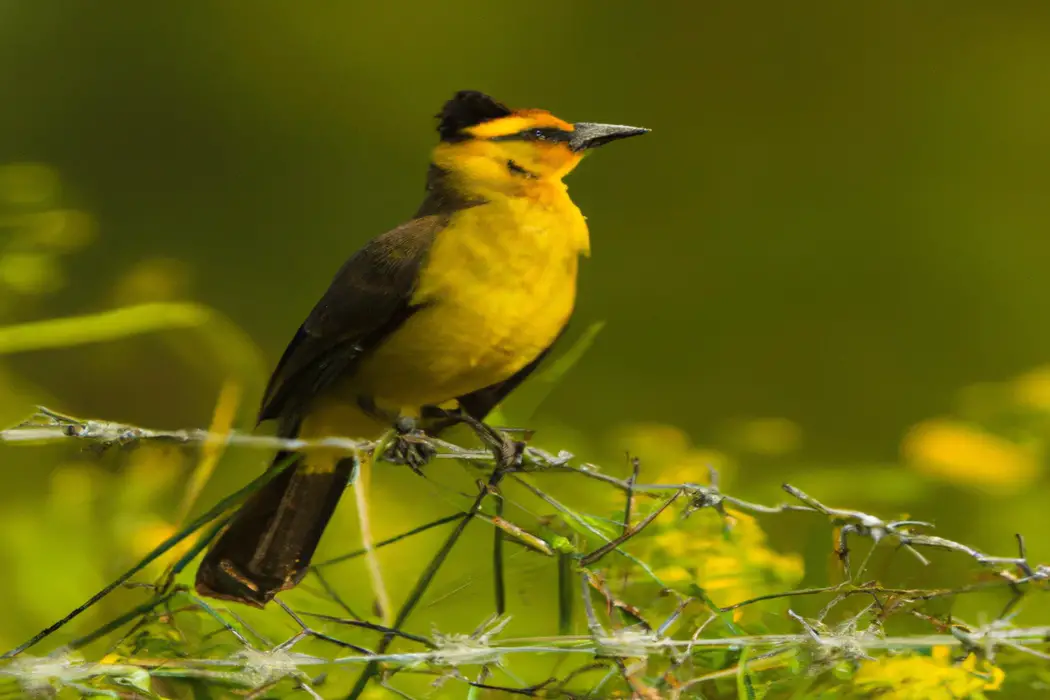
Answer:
[{"xmin": 1, "ymin": 0, "xmax": 1049, "ymax": 672}]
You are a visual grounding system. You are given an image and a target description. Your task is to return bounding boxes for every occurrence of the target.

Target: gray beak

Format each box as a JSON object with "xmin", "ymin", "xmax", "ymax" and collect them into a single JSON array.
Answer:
[{"xmin": 569, "ymin": 122, "xmax": 650, "ymax": 152}]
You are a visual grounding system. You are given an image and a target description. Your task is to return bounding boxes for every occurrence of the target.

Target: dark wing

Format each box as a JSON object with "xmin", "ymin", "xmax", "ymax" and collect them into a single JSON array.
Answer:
[{"xmin": 258, "ymin": 214, "xmax": 448, "ymax": 430}]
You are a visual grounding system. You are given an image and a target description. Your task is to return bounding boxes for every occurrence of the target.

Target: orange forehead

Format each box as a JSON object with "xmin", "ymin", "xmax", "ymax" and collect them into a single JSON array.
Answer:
[{"xmin": 466, "ymin": 109, "xmax": 574, "ymax": 139}]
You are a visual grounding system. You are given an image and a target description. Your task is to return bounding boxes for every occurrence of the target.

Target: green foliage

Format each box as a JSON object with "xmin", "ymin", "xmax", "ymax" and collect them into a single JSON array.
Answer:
[
  {"xmin": 1, "ymin": 397, "xmax": 1049, "ymax": 697},
  {"xmin": 2, "ymin": 162, "xmax": 1050, "ymax": 696}
]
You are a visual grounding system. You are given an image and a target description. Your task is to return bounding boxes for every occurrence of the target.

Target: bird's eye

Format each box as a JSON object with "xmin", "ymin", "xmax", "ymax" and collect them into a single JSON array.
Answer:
[{"xmin": 533, "ymin": 129, "xmax": 546, "ymax": 140}]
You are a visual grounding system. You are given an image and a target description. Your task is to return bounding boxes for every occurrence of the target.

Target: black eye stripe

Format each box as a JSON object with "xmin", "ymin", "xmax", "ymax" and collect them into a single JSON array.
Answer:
[
  {"xmin": 506, "ymin": 160, "xmax": 537, "ymax": 178},
  {"xmin": 491, "ymin": 127, "xmax": 573, "ymax": 143}
]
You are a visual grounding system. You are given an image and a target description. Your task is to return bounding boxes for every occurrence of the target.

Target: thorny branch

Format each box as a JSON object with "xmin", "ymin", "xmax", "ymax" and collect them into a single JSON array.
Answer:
[{"xmin": 1, "ymin": 406, "xmax": 1048, "ymax": 697}]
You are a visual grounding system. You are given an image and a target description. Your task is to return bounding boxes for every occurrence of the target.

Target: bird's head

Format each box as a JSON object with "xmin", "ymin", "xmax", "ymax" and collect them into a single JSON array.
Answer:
[{"xmin": 430, "ymin": 90, "xmax": 648, "ymax": 192}]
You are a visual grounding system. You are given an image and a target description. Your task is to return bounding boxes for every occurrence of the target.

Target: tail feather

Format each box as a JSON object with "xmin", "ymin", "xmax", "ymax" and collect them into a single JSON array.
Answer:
[{"xmin": 194, "ymin": 451, "xmax": 354, "ymax": 607}]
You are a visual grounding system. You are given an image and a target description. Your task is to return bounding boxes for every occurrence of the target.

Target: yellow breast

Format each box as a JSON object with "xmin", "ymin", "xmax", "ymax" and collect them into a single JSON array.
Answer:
[{"xmin": 355, "ymin": 185, "xmax": 589, "ymax": 410}]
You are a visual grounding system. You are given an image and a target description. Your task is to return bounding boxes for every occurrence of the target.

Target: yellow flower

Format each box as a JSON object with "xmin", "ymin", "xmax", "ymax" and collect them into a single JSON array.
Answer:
[
  {"xmin": 902, "ymin": 419, "xmax": 1039, "ymax": 493},
  {"xmin": 605, "ymin": 422, "xmax": 801, "ymax": 617},
  {"xmin": 610, "ymin": 422, "xmax": 734, "ymax": 490},
  {"xmin": 854, "ymin": 649, "xmax": 1004, "ymax": 699},
  {"xmin": 129, "ymin": 518, "xmax": 178, "ymax": 562},
  {"xmin": 615, "ymin": 422, "xmax": 692, "ymax": 458},
  {"xmin": 658, "ymin": 450, "xmax": 732, "ymax": 488},
  {"xmin": 647, "ymin": 509, "xmax": 803, "ymax": 614}
]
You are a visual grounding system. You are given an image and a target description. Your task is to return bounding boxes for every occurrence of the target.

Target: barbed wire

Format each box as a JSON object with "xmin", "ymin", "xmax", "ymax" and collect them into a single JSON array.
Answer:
[{"xmin": 1, "ymin": 406, "xmax": 1048, "ymax": 698}]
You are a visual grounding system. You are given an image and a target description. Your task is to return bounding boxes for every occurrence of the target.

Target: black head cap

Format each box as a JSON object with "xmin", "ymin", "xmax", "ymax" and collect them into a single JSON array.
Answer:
[{"xmin": 437, "ymin": 90, "xmax": 512, "ymax": 142}]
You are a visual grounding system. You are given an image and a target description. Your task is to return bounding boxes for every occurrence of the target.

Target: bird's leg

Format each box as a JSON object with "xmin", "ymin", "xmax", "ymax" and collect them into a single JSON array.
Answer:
[
  {"xmin": 386, "ymin": 415, "xmax": 438, "ymax": 471},
  {"xmin": 357, "ymin": 396, "xmax": 436, "ymax": 470},
  {"xmin": 439, "ymin": 408, "xmax": 525, "ymax": 471}
]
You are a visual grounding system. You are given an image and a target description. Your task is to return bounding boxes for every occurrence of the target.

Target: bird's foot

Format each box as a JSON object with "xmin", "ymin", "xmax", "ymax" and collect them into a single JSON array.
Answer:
[
  {"xmin": 380, "ymin": 416, "xmax": 437, "ymax": 471},
  {"xmin": 455, "ymin": 414, "xmax": 526, "ymax": 470}
]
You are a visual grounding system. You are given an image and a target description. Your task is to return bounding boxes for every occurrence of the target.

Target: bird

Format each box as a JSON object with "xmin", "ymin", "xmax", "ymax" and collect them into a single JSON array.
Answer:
[{"xmin": 194, "ymin": 90, "xmax": 649, "ymax": 607}]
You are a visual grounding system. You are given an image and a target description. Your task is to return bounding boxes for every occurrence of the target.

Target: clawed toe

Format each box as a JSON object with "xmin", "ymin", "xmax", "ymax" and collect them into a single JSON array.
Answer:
[{"xmin": 381, "ymin": 420, "xmax": 437, "ymax": 471}]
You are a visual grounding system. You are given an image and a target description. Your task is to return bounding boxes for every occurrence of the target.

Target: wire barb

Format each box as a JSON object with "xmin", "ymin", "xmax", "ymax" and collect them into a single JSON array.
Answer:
[{"xmin": 1, "ymin": 406, "xmax": 1048, "ymax": 697}]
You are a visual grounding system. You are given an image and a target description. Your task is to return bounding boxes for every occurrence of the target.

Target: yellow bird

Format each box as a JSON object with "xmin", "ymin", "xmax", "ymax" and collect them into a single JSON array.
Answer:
[{"xmin": 195, "ymin": 90, "xmax": 648, "ymax": 606}]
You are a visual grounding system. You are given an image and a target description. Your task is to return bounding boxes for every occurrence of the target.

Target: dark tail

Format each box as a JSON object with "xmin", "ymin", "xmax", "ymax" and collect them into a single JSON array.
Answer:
[{"xmin": 194, "ymin": 451, "xmax": 355, "ymax": 607}]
